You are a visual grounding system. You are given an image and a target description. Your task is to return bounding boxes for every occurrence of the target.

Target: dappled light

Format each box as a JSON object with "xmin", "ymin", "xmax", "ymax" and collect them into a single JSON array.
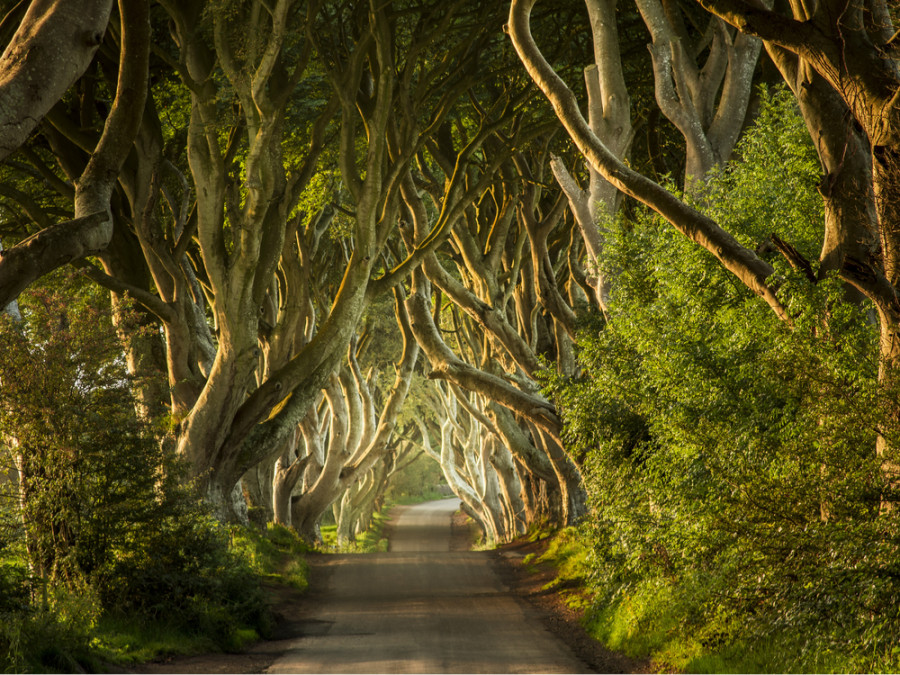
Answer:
[{"xmin": 1, "ymin": 0, "xmax": 899, "ymax": 671}]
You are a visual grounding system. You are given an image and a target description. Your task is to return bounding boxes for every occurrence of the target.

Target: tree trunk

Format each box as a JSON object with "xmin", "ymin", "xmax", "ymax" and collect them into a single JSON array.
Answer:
[
  {"xmin": 0, "ymin": 0, "xmax": 113, "ymax": 161},
  {"xmin": 0, "ymin": 0, "xmax": 150, "ymax": 309},
  {"xmin": 489, "ymin": 438, "xmax": 528, "ymax": 538},
  {"xmin": 291, "ymin": 374, "xmax": 350, "ymax": 543}
]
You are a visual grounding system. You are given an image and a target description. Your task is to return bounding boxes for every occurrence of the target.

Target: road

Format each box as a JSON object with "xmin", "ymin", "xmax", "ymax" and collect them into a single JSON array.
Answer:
[{"xmin": 267, "ymin": 499, "xmax": 591, "ymax": 674}]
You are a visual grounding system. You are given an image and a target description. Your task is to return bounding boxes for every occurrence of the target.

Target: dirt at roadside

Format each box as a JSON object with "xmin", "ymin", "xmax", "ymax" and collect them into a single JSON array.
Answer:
[
  {"xmin": 133, "ymin": 511, "xmax": 649, "ymax": 674},
  {"xmin": 487, "ymin": 530, "xmax": 652, "ymax": 674}
]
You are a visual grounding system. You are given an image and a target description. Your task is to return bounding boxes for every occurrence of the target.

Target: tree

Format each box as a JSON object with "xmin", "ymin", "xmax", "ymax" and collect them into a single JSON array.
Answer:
[
  {"xmin": 508, "ymin": 0, "xmax": 900, "ymax": 491},
  {"xmin": 695, "ymin": 0, "xmax": 900, "ymax": 479},
  {"xmin": 0, "ymin": 0, "xmax": 149, "ymax": 310},
  {"xmin": 0, "ymin": 0, "xmax": 112, "ymax": 163},
  {"xmin": 542, "ymin": 90, "xmax": 900, "ymax": 661},
  {"xmin": 288, "ymin": 289, "xmax": 419, "ymax": 542}
]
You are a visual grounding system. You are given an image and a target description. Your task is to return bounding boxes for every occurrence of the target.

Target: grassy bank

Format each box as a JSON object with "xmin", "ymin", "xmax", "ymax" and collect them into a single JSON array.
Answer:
[
  {"xmin": 320, "ymin": 509, "xmax": 392, "ymax": 553},
  {"xmin": 531, "ymin": 527, "xmax": 896, "ymax": 674}
]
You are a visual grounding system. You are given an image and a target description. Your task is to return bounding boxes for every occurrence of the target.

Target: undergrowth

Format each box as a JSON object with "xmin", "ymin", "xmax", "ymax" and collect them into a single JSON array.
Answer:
[
  {"xmin": 538, "ymin": 89, "xmax": 900, "ymax": 675},
  {"xmin": 1, "ymin": 523, "xmax": 311, "ymax": 671},
  {"xmin": 320, "ymin": 509, "xmax": 392, "ymax": 553},
  {"xmin": 230, "ymin": 522, "xmax": 313, "ymax": 591},
  {"xmin": 536, "ymin": 526, "xmax": 900, "ymax": 673}
]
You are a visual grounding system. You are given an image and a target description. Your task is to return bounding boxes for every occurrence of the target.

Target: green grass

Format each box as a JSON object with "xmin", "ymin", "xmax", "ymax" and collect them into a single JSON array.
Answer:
[
  {"xmin": 90, "ymin": 614, "xmax": 231, "ymax": 664},
  {"xmin": 581, "ymin": 572, "xmax": 894, "ymax": 673},
  {"xmin": 530, "ymin": 528, "xmax": 896, "ymax": 673},
  {"xmin": 230, "ymin": 522, "xmax": 313, "ymax": 590},
  {"xmin": 522, "ymin": 527, "xmax": 593, "ymax": 610},
  {"xmin": 583, "ymin": 578, "xmax": 693, "ymax": 665},
  {"xmin": 320, "ymin": 509, "xmax": 392, "ymax": 553},
  {"xmin": 90, "ymin": 612, "xmax": 264, "ymax": 665},
  {"xmin": 537, "ymin": 529, "xmax": 589, "ymax": 585}
]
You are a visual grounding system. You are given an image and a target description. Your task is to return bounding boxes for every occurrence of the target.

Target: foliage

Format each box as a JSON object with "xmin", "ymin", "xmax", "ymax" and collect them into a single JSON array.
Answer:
[
  {"xmin": 230, "ymin": 522, "xmax": 313, "ymax": 591},
  {"xmin": 89, "ymin": 523, "xmax": 311, "ymax": 665},
  {"xmin": 544, "ymin": 87, "xmax": 900, "ymax": 671},
  {"xmin": 0, "ymin": 582, "xmax": 104, "ymax": 673},
  {"xmin": 0, "ymin": 278, "xmax": 275, "ymax": 669},
  {"xmin": 383, "ymin": 451, "xmax": 446, "ymax": 504},
  {"xmin": 0, "ymin": 278, "xmax": 164, "ymax": 583},
  {"xmin": 320, "ymin": 508, "xmax": 394, "ymax": 553}
]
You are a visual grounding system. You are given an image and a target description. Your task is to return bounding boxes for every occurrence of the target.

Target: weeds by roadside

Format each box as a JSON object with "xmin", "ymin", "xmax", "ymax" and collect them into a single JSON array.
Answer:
[
  {"xmin": 0, "ymin": 523, "xmax": 311, "ymax": 672},
  {"xmin": 320, "ymin": 509, "xmax": 392, "ymax": 553},
  {"xmin": 533, "ymin": 526, "xmax": 900, "ymax": 674}
]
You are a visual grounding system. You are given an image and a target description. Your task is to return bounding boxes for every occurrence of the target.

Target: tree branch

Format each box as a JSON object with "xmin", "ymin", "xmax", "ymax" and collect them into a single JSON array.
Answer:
[{"xmin": 508, "ymin": 0, "xmax": 791, "ymax": 323}]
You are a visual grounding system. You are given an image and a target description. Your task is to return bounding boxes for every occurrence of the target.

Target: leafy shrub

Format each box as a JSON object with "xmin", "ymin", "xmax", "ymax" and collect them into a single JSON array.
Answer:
[
  {"xmin": 545, "ymin": 87, "xmax": 900, "ymax": 670},
  {"xmin": 0, "ymin": 277, "xmax": 269, "ymax": 662},
  {"xmin": 0, "ymin": 581, "xmax": 102, "ymax": 673}
]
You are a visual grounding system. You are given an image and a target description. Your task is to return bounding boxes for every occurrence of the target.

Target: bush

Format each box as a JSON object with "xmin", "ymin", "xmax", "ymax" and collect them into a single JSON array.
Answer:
[
  {"xmin": 545, "ymin": 87, "xmax": 900, "ymax": 670},
  {"xmin": 0, "ymin": 277, "xmax": 270, "ymax": 665},
  {"xmin": 0, "ymin": 581, "xmax": 102, "ymax": 673}
]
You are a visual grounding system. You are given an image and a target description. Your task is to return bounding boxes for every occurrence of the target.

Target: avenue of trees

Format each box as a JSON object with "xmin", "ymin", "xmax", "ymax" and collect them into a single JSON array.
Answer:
[{"xmin": 1, "ymin": 0, "xmax": 899, "ymax": 669}]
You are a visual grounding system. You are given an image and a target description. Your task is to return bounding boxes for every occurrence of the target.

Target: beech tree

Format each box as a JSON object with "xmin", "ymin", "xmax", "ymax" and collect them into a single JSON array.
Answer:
[
  {"xmin": 695, "ymin": 0, "xmax": 899, "ymax": 477},
  {"xmin": 509, "ymin": 0, "xmax": 900, "ymax": 485},
  {"xmin": 287, "ymin": 289, "xmax": 419, "ymax": 541},
  {"xmin": 401, "ymin": 137, "xmax": 590, "ymax": 527},
  {"xmin": 1, "ymin": 0, "xmax": 577, "ymax": 529},
  {"xmin": 546, "ymin": 0, "xmax": 766, "ymax": 315},
  {"xmin": 0, "ymin": 0, "xmax": 148, "ymax": 311},
  {"xmin": 45, "ymin": 0, "xmax": 513, "ymax": 520},
  {"xmin": 547, "ymin": 0, "xmax": 631, "ymax": 313}
]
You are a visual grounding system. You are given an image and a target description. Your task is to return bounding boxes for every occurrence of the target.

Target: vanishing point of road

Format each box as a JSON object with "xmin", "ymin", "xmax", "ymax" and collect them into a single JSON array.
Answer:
[{"xmin": 267, "ymin": 498, "xmax": 591, "ymax": 674}]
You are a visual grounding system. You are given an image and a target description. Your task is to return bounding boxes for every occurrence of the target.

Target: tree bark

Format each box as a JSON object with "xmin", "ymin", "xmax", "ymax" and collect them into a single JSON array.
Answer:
[
  {"xmin": 508, "ymin": 0, "xmax": 789, "ymax": 322},
  {"xmin": 0, "ymin": 0, "xmax": 149, "ymax": 309},
  {"xmin": 0, "ymin": 0, "xmax": 112, "ymax": 161},
  {"xmin": 636, "ymin": 0, "xmax": 765, "ymax": 189}
]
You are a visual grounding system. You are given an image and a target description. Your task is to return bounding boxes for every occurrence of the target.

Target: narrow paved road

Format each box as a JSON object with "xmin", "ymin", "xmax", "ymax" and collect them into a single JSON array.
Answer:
[{"xmin": 268, "ymin": 499, "xmax": 591, "ymax": 674}]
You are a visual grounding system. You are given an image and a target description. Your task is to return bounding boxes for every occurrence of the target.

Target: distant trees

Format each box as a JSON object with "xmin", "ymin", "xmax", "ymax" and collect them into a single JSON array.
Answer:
[{"xmin": 0, "ymin": 0, "xmax": 584, "ymax": 541}]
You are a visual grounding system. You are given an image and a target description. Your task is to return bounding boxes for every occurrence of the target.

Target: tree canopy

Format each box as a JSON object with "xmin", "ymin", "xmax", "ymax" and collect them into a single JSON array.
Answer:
[{"xmin": 2, "ymin": 0, "xmax": 900, "ymax": 669}]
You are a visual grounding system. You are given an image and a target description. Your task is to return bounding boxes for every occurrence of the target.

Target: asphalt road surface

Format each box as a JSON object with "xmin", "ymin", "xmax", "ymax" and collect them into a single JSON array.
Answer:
[{"xmin": 267, "ymin": 499, "xmax": 591, "ymax": 674}]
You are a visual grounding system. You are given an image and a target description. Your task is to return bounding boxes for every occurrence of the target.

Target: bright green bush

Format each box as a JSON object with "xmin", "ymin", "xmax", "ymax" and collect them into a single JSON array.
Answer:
[
  {"xmin": 546, "ymin": 87, "xmax": 900, "ymax": 670},
  {"xmin": 0, "ymin": 278, "xmax": 270, "ymax": 668}
]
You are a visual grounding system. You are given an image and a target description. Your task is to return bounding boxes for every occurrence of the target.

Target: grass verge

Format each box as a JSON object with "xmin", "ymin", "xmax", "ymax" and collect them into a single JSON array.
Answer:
[
  {"xmin": 320, "ymin": 508, "xmax": 392, "ymax": 552},
  {"xmin": 532, "ymin": 528, "xmax": 893, "ymax": 673}
]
